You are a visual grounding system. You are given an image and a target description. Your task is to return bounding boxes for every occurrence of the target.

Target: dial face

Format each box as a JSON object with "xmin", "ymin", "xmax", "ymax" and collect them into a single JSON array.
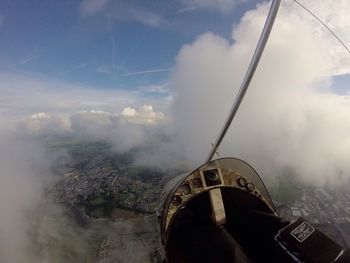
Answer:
[
  {"xmin": 192, "ymin": 178, "xmax": 202, "ymax": 188},
  {"xmin": 178, "ymin": 183, "xmax": 191, "ymax": 195},
  {"xmin": 237, "ymin": 177, "xmax": 247, "ymax": 187},
  {"xmin": 203, "ymin": 169, "xmax": 221, "ymax": 187},
  {"xmin": 171, "ymin": 195, "xmax": 182, "ymax": 206},
  {"xmin": 246, "ymin": 182, "xmax": 255, "ymax": 192}
]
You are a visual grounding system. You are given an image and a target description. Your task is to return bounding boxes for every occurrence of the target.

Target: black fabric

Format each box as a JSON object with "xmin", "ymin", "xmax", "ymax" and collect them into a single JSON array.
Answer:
[
  {"xmin": 166, "ymin": 189, "xmax": 293, "ymax": 263},
  {"xmin": 224, "ymin": 206, "xmax": 294, "ymax": 263},
  {"xmin": 176, "ymin": 224, "xmax": 251, "ymax": 263}
]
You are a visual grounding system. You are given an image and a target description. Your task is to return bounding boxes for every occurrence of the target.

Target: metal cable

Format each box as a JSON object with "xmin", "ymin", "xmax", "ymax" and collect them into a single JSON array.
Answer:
[{"xmin": 294, "ymin": 0, "xmax": 350, "ymax": 54}]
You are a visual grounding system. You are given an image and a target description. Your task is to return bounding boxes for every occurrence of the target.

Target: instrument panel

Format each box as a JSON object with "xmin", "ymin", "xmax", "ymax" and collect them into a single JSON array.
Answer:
[
  {"xmin": 159, "ymin": 157, "xmax": 277, "ymax": 250},
  {"xmin": 164, "ymin": 166, "xmax": 273, "ymax": 237}
]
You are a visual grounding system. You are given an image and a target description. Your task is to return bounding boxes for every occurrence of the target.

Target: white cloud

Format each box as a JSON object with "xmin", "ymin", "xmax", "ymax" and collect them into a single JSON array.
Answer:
[
  {"xmin": 121, "ymin": 105, "xmax": 165, "ymax": 124},
  {"xmin": 25, "ymin": 112, "xmax": 72, "ymax": 136},
  {"xmin": 69, "ymin": 110, "xmax": 113, "ymax": 141},
  {"xmin": 20, "ymin": 104, "xmax": 165, "ymax": 153},
  {"xmin": 67, "ymin": 107, "xmax": 164, "ymax": 152},
  {"xmin": 0, "ymin": 124, "xmax": 91, "ymax": 262},
  {"xmin": 0, "ymin": 127, "xmax": 62, "ymax": 262},
  {"xmin": 180, "ymin": 0, "xmax": 244, "ymax": 13},
  {"xmin": 170, "ymin": 1, "xmax": 350, "ymax": 185},
  {"xmin": 79, "ymin": 0, "xmax": 109, "ymax": 17},
  {"xmin": 121, "ymin": 107, "xmax": 137, "ymax": 117}
]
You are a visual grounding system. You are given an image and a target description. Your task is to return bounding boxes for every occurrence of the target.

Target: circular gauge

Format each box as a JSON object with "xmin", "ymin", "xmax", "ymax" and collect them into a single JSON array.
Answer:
[
  {"xmin": 205, "ymin": 170, "xmax": 219, "ymax": 182},
  {"xmin": 171, "ymin": 195, "xmax": 182, "ymax": 206},
  {"xmin": 192, "ymin": 178, "xmax": 202, "ymax": 188},
  {"xmin": 237, "ymin": 177, "xmax": 247, "ymax": 187},
  {"xmin": 178, "ymin": 183, "xmax": 191, "ymax": 195},
  {"xmin": 246, "ymin": 182, "xmax": 255, "ymax": 192}
]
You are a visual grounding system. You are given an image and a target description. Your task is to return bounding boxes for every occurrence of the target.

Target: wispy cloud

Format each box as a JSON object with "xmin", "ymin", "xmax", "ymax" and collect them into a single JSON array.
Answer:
[
  {"xmin": 96, "ymin": 65, "xmax": 112, "ymax": 74},
  {"xmin": 129, "ymin": 9, "xmax": 164, "ymax": 28},
  {"xmin": 79, "ymin": 0, "xmax": 109, "ymax": 17},
  {"xmin": 121, "ymin": 68, "xmax": 171, "ymax": 77},
  {"xmin": 180, "ymin": 0, "xmax": 244, "ymax": 14},
  {"xmin": 79, "ymin": 1, "xmax": 169, "ymax": 28},
  {"xmin": 59, "ymin": 62, "xmax": 92, "ymax": 75},
  {"xmin": 106, "ymin": 7, "xmax": 166, "ymax": 28},
  {"xmin": 176, "ymin": 6, "xmax": 199, "ymax": 14},
  {"xmin": 19, "ymin": 47, "xmax": 41, "ymax": 65},
  {"xmin": 137, "ymin": 84, "xmax": 169, "ymax": 94}
]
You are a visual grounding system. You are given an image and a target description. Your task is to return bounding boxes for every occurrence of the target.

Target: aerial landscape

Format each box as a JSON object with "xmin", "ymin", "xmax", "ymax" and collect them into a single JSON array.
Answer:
[
  {"xmin": 1, "ymin": 0, "xmax": 350, "ymax": 262},
  {"xmin": 32, "ymin": 137, "xmax": 350, "ymax": 262}
]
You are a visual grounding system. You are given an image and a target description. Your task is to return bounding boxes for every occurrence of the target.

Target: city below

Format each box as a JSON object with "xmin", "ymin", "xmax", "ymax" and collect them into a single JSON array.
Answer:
[{"xmin": 45, "ymin": 138, "xmax": 350, "ymax": 262}]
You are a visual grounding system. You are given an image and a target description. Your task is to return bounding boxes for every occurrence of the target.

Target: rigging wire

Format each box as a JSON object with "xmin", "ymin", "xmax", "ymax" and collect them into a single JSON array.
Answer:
[{"xmin": 293, "ymin": 0, "xmax": 350, "ymax": 54}]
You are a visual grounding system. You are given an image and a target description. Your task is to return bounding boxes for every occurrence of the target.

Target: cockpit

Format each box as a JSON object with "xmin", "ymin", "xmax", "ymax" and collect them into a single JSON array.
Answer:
[{"xmin": 159, "ymin": 158, "xmax": 349, "ymax": 263}]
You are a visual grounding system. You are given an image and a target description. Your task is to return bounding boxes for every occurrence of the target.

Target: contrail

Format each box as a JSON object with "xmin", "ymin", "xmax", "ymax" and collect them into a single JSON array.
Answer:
[
  {"xmin": 59, "ymin": 62, "xmax": 91, "ymax": 75},
  {"xmin": 111, "ymin": 35, "xmax": 116, "ymax": 73},
  {"xmin": 121, "ymin": 68, "xmax": 171, "ymax": 77},
  {"xmin": 19, "ymin": 47, "xmax": 41, "ymax": 65}
]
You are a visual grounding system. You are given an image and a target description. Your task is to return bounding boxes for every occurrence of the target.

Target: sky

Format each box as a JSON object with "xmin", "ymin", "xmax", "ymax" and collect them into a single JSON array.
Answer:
[
  {"xmin": 0, "ymin": 0, "xmax": 348, "ymax": 108},
  {"xmin": 0, "ymin": 0, "xmax": 259, "ymax": 89}
]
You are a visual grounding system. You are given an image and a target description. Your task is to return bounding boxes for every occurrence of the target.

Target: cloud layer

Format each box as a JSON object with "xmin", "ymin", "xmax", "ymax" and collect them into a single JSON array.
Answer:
[
  {"xmin": 170, "ymin": 1, "xmax": 350, "ymax": 184},
  {"xmin": 22, "ymin": 105, "xmax": 164, "ymax": 153}
]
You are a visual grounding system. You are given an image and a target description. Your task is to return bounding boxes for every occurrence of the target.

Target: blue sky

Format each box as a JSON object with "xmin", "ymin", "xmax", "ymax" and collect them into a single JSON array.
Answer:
[
  {"xmin": 0, "ymin": 0, "xmax": 349, "ymax": 115},
  {"xmin": 0, "ymin": 0, "xmax": 264, "ymax": 90}
]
